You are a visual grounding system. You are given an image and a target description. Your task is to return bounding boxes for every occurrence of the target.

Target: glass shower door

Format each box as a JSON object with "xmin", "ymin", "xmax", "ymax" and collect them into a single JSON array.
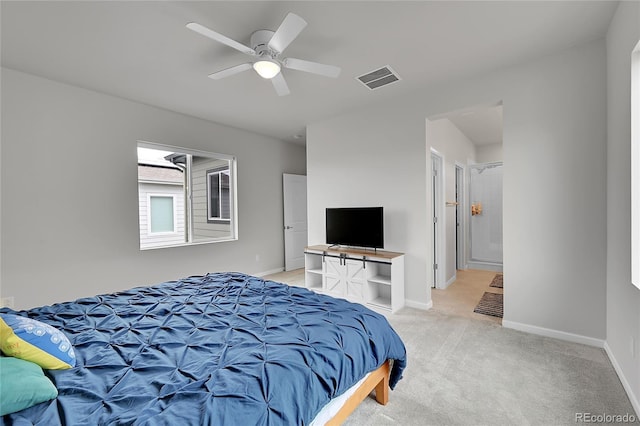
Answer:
[{"xmin": 469, "ymin": 162, "xmax": 503, "ymax": 265}]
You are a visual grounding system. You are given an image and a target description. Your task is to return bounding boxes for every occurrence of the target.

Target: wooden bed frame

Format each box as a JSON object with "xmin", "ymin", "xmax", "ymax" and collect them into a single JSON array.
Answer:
[{"xmin": 326, "ymin": 360, "xmax": 390, "ymax": 425}]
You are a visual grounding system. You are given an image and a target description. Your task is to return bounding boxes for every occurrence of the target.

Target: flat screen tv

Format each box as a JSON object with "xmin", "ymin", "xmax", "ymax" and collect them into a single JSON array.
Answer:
[{"xmin": 326, "ymin": 207, "xmax": 384, "ymax": 249}]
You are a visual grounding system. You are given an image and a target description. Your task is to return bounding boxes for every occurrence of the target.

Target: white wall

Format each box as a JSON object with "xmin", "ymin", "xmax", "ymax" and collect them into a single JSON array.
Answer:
[
  {"xmin": 476, "ymin": 143, "xmax": 503, "ymax": 163},
  {"xmin": 306, "ymin": 108, "xmax": 430, "ymax": 307},
  {"xmin": 1, "ymin": 68, "xmax": 306, "ymax": 310},
  {"xmin": 426, "ymin": 118, "xmax": 476, "ymax": 286},
  {"xmin": 308, "ymin": 39, "xmax": 607, "ymax": 339},
  {"xmin": 605, "ymin": 0, "xmax": 640, "ymax": 414}
]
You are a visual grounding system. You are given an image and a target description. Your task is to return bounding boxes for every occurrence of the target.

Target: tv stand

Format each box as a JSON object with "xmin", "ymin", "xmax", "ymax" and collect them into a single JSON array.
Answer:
[
  {"xmin": 328, "ymin": 244, "xmax": 379, "ymax": 254},
  {"xmin": 304, "ymin": 245, "xmax": 405, "ymax": 313}
]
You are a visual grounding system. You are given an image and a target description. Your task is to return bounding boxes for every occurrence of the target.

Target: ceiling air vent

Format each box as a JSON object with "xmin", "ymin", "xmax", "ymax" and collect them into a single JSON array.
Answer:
[{"xmin": 357, "ymin": 66, "xmax": 401, "ymax": 90}]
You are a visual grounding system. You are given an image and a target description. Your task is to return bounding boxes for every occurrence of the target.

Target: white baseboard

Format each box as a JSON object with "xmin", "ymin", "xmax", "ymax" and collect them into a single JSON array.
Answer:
[
  {"xmin": 404, "ymin": 299, "xmax": 433, "ymax": 311},
  {"xmin": 467, "ymin": 261, "xmax": 503, "ymax": 272},
  {"xmin": 604, "ymin": 342, "xmax": 640, "ymax": 417},
  {"xmin": 253, "ymin": 267, "xmax": 285, "ymax": 277},
  {"xmin": 502, "ymin": 320, "xmax": 605, "ymax": 348},
  {"xmin": 440, "ymin": 274, "xmax": 456, "ymax": 289}
]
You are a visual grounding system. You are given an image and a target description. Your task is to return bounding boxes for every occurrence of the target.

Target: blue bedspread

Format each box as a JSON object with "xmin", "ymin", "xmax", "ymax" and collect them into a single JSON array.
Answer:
[{"xmin": 1, "ymin": 273, "xmax": 406, "ymax": 425}]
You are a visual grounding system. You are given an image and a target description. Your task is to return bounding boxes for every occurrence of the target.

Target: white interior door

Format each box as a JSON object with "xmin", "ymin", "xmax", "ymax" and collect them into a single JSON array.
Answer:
[
  {"xmin": 283, "ymin": 174, "xmax": 307, "ymax": 271},
  {"xmin": 455, "ymin": 164, "xmax": 465, "ymax": 270},
  {"xmin": 431, "ymin": 152, "xmax": 444, "ymax": 288}
]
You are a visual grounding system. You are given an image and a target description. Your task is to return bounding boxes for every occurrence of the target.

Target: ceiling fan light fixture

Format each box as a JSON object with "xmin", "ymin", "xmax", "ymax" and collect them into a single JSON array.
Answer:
[{"xmin": 253, "ymin": 59, "xmax": 281, "ymax": 79}]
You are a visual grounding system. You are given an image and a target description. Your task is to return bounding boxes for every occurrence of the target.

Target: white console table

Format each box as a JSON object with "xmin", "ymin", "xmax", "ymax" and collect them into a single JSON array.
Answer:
[{"xmin": 304, "ymin": 245, "xmax": 405, "ymax": 313}]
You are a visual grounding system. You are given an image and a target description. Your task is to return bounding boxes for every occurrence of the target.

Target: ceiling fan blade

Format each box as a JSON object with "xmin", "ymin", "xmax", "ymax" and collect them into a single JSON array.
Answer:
[
  {"xmin": 271, "ymin": 73, "xmax": 290, "ymax": 96},
  {"xmin": 282, "ymin": 57, "xmax": 341, "ymax": 78},
  {"xmin": 267, "ymin": 13, "xmax": 307, "ymax": 54},
  {"xmin": 208, "ymin": 63, "xmax": 253, "ymax": 80},
  {"xmin": 186, "ymin": 22, "xmax": 256, "ymax": 55}
]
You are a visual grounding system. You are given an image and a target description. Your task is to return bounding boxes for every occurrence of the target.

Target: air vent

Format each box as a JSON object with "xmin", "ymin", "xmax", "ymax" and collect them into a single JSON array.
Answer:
[{"xmin": 357, "ymin": 66, "xmax": 401, "ymax": 90}]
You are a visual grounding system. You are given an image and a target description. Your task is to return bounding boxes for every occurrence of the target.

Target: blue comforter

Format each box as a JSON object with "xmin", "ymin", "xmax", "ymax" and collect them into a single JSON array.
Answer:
[{"xmin": 1, "ymin": 273, "xmax": 406, "ymax": 425}]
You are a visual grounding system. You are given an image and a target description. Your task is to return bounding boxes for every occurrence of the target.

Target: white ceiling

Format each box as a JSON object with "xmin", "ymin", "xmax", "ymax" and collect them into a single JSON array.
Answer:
[{"xmin": 1, "ymin": 1, "xmax": 617, "ymax": 145}]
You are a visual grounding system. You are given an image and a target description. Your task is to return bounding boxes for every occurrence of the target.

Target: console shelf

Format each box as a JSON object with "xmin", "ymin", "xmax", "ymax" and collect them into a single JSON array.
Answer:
[{"xmin": 304, "ymin": 245, "xmax": 405, "ymax": 313}]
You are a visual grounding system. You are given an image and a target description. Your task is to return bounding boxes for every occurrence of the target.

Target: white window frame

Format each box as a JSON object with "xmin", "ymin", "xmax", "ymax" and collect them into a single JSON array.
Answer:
[
  {"xmin": 147, "ymin": 193, "xmax": 178, "ymax": 235},
  {"xmin": 631, "ymin": 40, "xmax": 640, "ymax": 289},
  {"xmin": 206, "ymin": 167, "xmax": 231, "ymax": 222},
  {"xmin": 137, "ymin": 140, "xmax": 238, "ymax": 250}
]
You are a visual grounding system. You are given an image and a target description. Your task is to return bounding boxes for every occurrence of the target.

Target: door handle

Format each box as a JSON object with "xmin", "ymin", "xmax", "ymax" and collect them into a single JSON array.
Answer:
[{"xmin": 284, "ymin": 226, "xmax": 293, "ymax": 230}]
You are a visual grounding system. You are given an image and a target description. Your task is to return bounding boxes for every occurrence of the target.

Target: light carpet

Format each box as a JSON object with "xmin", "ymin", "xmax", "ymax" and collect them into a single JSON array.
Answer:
[{"xmin": 344, "ymin": 308, "xmax": 638, "ymax": 425}]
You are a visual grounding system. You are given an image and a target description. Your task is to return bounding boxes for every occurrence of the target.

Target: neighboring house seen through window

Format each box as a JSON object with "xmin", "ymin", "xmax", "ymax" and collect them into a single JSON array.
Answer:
[
  {"xmin": 207, "ymin": 167, "xmax": 231, "ymax": 222},
  {"xmin": 149, "ymin": 195, "xmax": 176, "ymax": 233},
  {"xmin": 137, "ymin": 142, "xmax": 237, "ymax": 250}
]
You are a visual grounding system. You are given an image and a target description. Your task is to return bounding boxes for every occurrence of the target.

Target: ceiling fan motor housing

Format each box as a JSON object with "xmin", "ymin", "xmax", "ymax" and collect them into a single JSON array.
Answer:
[{"xmin": 250, "ymin": 30, "xmax": 278, "ymax": 58}]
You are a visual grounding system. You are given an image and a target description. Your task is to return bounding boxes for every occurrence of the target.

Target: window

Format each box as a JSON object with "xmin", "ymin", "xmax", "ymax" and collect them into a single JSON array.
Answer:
[
  {"xmin": 632, "ymin": 40, "xmax": 640, "ymax": 289},
  {"xmin": 149, "ymin": 195, "xmax": 176, "ymax": 233},
  {"xmin": 137, "ymin": 141, "xmax": 237, "ymax": 250},
  {"xmin": 207, "ymin": 167, "xmax": 231, "ymax": 222}
]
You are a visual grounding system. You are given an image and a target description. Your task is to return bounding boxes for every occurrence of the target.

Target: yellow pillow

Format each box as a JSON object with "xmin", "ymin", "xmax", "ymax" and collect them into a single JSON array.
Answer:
[{"xmin": 0, "ymin": 314, "xmax": 75, "ymax": 370}]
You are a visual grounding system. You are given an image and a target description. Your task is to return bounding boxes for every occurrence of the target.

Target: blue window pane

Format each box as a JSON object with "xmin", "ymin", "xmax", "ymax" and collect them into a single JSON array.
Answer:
[{"xmin": 150, "ymin": 196, "xmax": 174, "ymax": 233}]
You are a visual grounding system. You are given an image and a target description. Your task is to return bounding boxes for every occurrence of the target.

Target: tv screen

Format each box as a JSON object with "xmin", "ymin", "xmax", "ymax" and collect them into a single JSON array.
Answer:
[{"xmin": 326, "ymin": 207, "xmax": 384, "ymax": 249}]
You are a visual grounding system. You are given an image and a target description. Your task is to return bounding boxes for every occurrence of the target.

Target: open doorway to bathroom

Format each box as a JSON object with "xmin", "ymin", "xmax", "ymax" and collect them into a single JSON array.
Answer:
[
  {"xmin": 468, "ymin": 161, "xmax": 503, "ymax": 271},
  {"xmin": 426, "ymin": 102, "xmax": 504, "ymax": 324}
]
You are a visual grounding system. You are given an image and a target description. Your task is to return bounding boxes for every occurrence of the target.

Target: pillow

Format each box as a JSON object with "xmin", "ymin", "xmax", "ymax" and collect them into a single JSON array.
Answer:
[
  {"xmin": 0, "ymin": 314, "xmax": 75, "ymax": 370},
  {"xmin": 0, "ymin": 357, "xmax": 58, "ymax": 415}
]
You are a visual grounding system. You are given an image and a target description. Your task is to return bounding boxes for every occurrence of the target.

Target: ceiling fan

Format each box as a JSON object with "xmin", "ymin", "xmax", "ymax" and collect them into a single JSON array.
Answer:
[{"xmin": 186, "ymin": 13, "xmax": 341, "ymax": 96}]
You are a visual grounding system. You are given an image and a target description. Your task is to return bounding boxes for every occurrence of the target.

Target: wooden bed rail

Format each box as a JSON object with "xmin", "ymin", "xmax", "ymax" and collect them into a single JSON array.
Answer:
[{"xmin": 325, "ymin": 360, "xmax": 391, "ymax": 425}]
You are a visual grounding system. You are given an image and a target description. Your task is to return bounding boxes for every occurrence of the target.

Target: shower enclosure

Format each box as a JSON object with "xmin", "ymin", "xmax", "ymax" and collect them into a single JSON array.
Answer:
[{"xmin": 468, "ymin": 162, "xmax": 503, "ymax": 270}]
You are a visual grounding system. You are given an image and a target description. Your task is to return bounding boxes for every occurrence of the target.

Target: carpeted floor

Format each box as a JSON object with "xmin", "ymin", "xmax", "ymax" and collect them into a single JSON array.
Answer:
[
  {"xmin": 344, "ymin": 308, "xmax": 639, "ymax": 425},
  {"xmin": 264, "ymin": 269, "xmax": 638, "ymax": 425}
]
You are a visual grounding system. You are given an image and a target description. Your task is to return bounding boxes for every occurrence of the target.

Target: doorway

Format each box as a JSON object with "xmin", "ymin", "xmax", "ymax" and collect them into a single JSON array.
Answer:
[
  {"xmin": 455, "ymin": 164, "xmax": 465, "ymax": 270},
  {"xmin": 468, "ymin": 162, "xmax": 503, "ymax": 270},
  {"xmin": 283, "ymin": 174, "xmax": 307, "ymax": 271},
  {"xmin": 430, "ymin": 150, "xmax": 444, "ymax": 289},
  {"xmin": 427, "ymin": 102, "xmax": 504, "ymax": 322}
]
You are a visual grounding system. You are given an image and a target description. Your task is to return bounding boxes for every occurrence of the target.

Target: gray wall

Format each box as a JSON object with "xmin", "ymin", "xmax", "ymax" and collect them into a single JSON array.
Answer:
[
  {"xmin": 307, "ymin": 108, "xmax": 431, "ymax": 308},
  {"xmin": 308, "ymin": 39, "xmax": 607, "ymax": 336},
  {"xmin": 476, "ymin": 143, "xmax": 503, "ymax": 163},
  {"xmin": 1, "ymin": 68, "xmax": 306, "ymax": 309},
  {"xmin": 606, "ymin": 0, "xmax": 640, "ymax": 413}
]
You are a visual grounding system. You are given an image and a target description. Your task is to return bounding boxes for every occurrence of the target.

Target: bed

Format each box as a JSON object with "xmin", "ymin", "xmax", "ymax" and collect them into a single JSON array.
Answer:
[{"xmin": 1, "ymin": 272, "xmax": 406, "ymax": 425}]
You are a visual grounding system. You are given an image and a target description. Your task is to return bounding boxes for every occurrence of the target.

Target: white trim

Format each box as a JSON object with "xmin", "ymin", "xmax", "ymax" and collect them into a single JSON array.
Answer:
[
  {"xmin": 631, "ymin": 40, "xmax": 640, "ymax": 289},
  {"xmin": 138, "ymin": 140, "xmax": 235, "ymax": 162},
  {"xmin": 430, "ymin": 149, "xmax": 445, "ymax": 289},
  {"xmin": 253, "ymin": 267, "xmax": 285, "ymax": 277},
  {"xmin": 206, "ymin": 167, "xmax": 232, "ymax": 222},
  {"xmin": 136, "ymin": 140, "xmax": 239, "ymax": 247},
  {"xmin": 604, "ymin": 342, "xmax": 640, "ymax": 417},
  {"xmin": 404, "ymin": 299, "xmax": 433, "ymax": 311},
  {"xmin": 454, "ymin": 162, "xmax": 466, "ymax": 271},
  {"xmin": 139, "ymin": 236, "xmax": 237, "ymax": 251},
  {"xmin": 138, "ymin": 179, "xmax": 183, "ymax": 186},
  {"xmin": 466, "ymin": 261, "xmax": 504, "ymax": 272},
  {"xmin": 502, "ymin": 320, "xmax": 605, "ymax": 347},
  {"xmin": 441, "ymin": 273, "xmax": 457, "ymax": 289}
]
